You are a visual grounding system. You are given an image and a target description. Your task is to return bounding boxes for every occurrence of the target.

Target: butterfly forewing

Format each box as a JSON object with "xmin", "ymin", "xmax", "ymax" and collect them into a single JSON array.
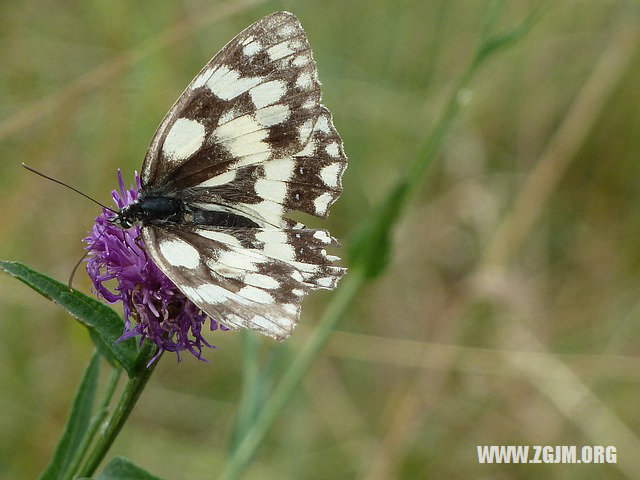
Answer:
[
  {"xmin": 142, "ymin": 11, "xmax": 323, "ymax": 191},
  {"xmin": 176, "ymin": 105, "xmax": 347, "ymax": 228},
  {"xmin": 136, "ymin": 11, "xmax": 347, "ymax": 339}
]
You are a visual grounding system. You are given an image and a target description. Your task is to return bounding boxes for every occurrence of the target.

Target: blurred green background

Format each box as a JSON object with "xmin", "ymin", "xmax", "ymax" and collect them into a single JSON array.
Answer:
[{"xmin": 3, "ymin": 0, "xmax": 640, "ymax": 478}]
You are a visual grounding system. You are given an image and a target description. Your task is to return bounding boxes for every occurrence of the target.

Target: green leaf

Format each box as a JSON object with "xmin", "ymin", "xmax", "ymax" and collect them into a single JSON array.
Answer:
[
  {"xmin": 347, "ymin": 180, "xmax": 408, "ymax": 279},
  {"xmin": 96, "ymin": 457, "xmax": 164, "ymax": 480},
  {"xmin": 0, "ymin": 260, "xmax": 137, "ymax": 375},
  {"xmin": 38, "ymin": 352, "xmax": 100, "ymax": 480},
  {"xmin": 476, "ymin": 7, "xmax": 539, "ymax": 66}
]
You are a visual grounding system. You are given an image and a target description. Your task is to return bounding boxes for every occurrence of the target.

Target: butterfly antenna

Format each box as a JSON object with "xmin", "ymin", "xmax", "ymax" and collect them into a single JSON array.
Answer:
[
  {"xmin": 22, "ymin": 163, "xmax": 118, "ymax": 214},
  {"xmin": 68, "ymin": 249, "xmax": 91, "ymax": 291},
  {"xmin": 68, "ymin": 224, "xmax": 110, "ymax": 290}
]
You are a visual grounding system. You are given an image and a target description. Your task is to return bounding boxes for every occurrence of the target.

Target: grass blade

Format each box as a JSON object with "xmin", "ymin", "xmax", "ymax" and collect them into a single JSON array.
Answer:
[{"xmin": 95, "ymin": 456, "xmax": 163, "ymax": 480}]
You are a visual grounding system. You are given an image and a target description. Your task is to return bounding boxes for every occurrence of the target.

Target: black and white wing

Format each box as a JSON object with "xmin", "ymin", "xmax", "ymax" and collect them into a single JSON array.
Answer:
[
  {"xmin": 141, "ymin": 225, "xmax": 343, "ymax": 339},
  {"xmin": 139, "ymin": 12, "xmax": 347, "ymax": 339}
]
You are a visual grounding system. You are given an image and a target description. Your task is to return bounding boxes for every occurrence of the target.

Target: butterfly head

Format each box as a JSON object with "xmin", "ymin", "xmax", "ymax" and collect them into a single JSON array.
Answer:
[{"xmin": 112, "ymin": 202, "xmax": 141, "ymax": 229}]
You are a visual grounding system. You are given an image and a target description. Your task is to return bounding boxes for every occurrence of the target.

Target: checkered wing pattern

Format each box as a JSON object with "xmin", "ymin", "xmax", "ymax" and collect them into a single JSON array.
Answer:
[{"xmin": 139, "ymin": 12, "xmax": 346, "ymax": 339}]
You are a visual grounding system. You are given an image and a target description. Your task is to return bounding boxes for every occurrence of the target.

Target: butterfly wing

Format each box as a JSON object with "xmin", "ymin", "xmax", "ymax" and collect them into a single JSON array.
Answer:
[
  {"xmin": 175, "ymin": 105, "xmax": 346, "ymax": 227},
  {"xmin": 139, "ymin": 11, "xmax": 347, "ymax": 338},
  {"xmin": 141, "ymin": 224, "xmax": 343, "ymax": 339},
  {"xmin": 142, "ymin": 12, "xmax": 329, "ymax": 193}
]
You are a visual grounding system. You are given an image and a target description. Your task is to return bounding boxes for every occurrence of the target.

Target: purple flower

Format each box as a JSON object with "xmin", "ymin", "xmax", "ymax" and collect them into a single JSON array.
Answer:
[{"xmin": 84, "ymin": 171, "xmax": 225, "ymax": 363}]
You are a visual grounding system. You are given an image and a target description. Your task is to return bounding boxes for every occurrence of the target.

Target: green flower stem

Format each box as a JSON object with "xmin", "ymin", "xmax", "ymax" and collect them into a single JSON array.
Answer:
[
  {"xmin": 75, "ymin": 344, "xmax": 158, "ymax": 478},
  {"xmin": 220, "ymin": 267, "xmax": 365, "ymax": 480},
  {"xmin": 230, "ymin": 331, "xmax": 260, "ymax": 450},
  {"xmin": 387, "ymin": 1, "xmax": 536, "ymax": 219},
  {"xmin": 62, "ymin": 367, "xmax": 123, "ymax": 480},
  {"xmin": 100, "ymin": 367, "xmax": 124, "ymax": 410}
]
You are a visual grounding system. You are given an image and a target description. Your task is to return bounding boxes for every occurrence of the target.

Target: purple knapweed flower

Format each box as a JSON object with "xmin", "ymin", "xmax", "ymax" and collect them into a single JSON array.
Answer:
[{"xmin": 84, "ymin": 171, "xmax": 225, "ymax": 363}]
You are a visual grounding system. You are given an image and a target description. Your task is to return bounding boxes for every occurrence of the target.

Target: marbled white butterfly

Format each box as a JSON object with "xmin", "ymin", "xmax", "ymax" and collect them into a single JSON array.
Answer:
[{"xmin": 116, "ymin": 11, "xmax": 347, "ymax": 340}]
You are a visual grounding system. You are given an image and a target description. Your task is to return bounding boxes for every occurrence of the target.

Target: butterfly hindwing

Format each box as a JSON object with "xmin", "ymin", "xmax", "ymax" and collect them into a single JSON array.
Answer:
[{"xmin": 141, "ymin": 224, "xmax": 344, "ymax": 339}]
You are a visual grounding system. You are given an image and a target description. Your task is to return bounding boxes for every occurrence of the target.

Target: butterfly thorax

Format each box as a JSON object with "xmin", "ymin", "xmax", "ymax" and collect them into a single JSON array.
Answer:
[
  {"xmin": 117, "ymin": 193, "xmax": 184, "ymax": 228},
  {"xmin": 117, "ymin": 190, "xmax": 260, "ymax": 229}
]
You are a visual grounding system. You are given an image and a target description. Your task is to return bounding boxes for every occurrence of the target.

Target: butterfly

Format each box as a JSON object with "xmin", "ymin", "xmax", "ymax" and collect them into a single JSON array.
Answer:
[{"xmin": 116, "ymin": 11, "xmax": 347, "ymax": 340}]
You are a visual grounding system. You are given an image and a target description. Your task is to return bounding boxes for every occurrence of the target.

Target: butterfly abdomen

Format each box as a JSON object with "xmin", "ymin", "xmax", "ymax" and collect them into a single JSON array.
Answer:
[{"xmin": 190, "ymin": 208, "xmax": 260, "ymax": 228}]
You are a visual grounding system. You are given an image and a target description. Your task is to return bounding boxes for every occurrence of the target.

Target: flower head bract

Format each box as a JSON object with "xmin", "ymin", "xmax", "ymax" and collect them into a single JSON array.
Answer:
[{"xmin": 84, "ymin": 171, "xmax": 225, "ymax": 363}]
